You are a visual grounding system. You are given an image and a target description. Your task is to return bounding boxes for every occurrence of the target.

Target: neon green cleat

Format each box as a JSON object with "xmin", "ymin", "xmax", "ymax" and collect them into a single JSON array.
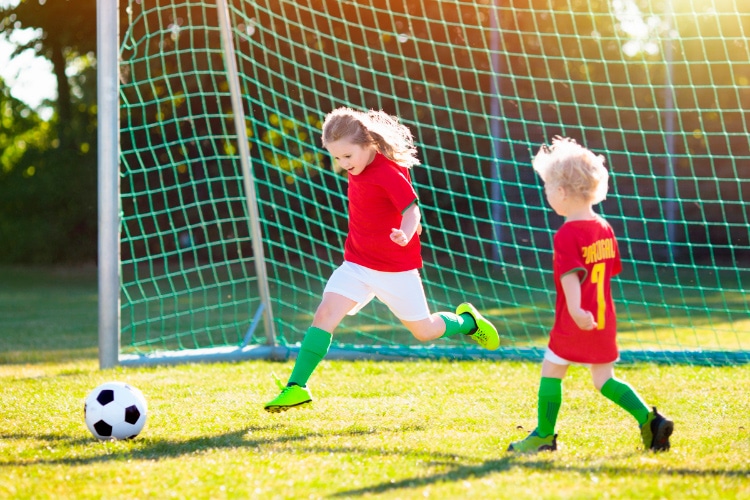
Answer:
[
  {"xmin": 456, "ymin": 302, "xmax": 500, "ymax": 350},
  {"xmin": 507, "ymin": 430, "xmax": 558, "ymax": 453},
  {"xmin": 641, "ymin": 406, "xmax": 673, "ymax": 451},
  {"xmin": 263, "ymin": 375, "xmax": 313, "ymax": 413}
]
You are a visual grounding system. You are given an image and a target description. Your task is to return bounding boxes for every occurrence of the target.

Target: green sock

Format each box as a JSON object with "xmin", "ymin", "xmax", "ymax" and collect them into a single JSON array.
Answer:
[
  {"xmin": 437, "ymin": 312, "xmax": 477, "ymax": 337},
  {"xmin": 537, "ymin": 377, "xmax": 562, "ymax": 438},
  {"xmin": 600, "ymin": 377, "xmax": 650, "ymax": 426},
  {"xmin": 288, "ymin": 326, "xmax": 332, "ymax": 387}
]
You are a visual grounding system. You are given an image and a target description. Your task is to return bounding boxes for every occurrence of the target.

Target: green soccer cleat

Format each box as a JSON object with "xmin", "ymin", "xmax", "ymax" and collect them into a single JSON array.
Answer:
[
  {"xmin": 641, "ymin": 406, "xmax": 673, "ymax": 452},
  {"xmin": 456, "ymin": 302, "xmax": 500, "ymax": 350},
  {"xmin": 507, "ymin": 430, "xmax": 558, "ymax": 453},
  {"xmin": 263, "ymin": 375, "xmax": 313, "ymax": 413}
]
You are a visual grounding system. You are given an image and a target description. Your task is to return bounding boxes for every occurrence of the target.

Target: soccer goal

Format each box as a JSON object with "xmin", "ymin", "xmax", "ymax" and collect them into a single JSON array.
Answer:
[{"xmin": 98, "ymin": 0, "xmax": 749, "ymax": 369}]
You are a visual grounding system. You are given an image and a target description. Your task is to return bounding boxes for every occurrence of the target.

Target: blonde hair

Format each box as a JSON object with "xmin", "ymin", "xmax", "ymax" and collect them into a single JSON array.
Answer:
[
  {"xmin": 532, "ymin": 136, "xmax": 609, "ymax": 204},
  {"xmin": 321, "ymin": 107, "xmax": 420, "ymax": 168}
]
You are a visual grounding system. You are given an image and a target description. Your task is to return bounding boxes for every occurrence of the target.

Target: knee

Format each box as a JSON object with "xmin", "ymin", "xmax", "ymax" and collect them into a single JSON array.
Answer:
[
  {"xmin": 312, "ymin": 306, "xmax": 332, "ymax": 325},
  {"xmin": 590, "ymin": 365, "xmax": 615, "ymax": 392},
  {"xmin": 311, "ymin": 303, "xmax": 343, "ymax": 332},
  {"xmin": 593, "ymin": 375, "xmax": 612, "ymax": 392}
]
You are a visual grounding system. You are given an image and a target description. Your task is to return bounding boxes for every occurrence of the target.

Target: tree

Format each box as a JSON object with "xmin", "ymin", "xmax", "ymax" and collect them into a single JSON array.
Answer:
[
  {"xmin": 0, "ymin": 0, "xmax": 98, "ymax": 263},
  {"xmin": 0, "ymin": 0, "xmax": 97, "ymax": 147}
]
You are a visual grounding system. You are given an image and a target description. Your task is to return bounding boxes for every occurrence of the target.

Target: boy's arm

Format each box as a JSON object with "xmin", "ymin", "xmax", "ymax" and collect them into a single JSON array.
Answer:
[
  {"xmin": 390, "ymin": 201, "xmax": 421, "ymax": 246},
  {"xmin": 560, "ymin": 273, "xmax": 597, "ymax": 330}
]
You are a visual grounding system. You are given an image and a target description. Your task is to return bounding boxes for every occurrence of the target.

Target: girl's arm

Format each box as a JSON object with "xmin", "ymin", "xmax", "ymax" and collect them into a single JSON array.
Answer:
[
  {"xmin": 390, "ymin": 202, "xmax": 421, "ymax": 246},
  {"xmin": 560, "ymin": 273, "xmax": 596, "ymax": 330}
]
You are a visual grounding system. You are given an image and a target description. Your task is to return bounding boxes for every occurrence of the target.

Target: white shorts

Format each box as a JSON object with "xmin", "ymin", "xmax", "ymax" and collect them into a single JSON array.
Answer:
[
  {"xmin": 544, "ymin": 348, "xmax": 619, "ymax": 367},
  {"xmin": 323, "ymin": 261, "xmax": 431, "ymax": 321}
]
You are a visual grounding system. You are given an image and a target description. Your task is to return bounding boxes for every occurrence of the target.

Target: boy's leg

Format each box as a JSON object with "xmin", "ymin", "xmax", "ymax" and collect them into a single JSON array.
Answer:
[
  {"xmin": 640, "ymin": 407, "xmax": 674, "ymax": 452},
  {"xmin": 508, "ymin": 375, "xmax": 563, "ymax": 453},
  {"xmin": 536, "ymin": 376, "xmax": 563, "ymax": 437},
  {"xmin": 600, "ymin": 377, "xmax": 674, "ymax": 451},
  {"xmin": 600, "ymin": 377, "xmax": 649, "ymax": 425},
  {"xmin": 508, "ymin": 359, "xmax": 567, "ymax": 453}
]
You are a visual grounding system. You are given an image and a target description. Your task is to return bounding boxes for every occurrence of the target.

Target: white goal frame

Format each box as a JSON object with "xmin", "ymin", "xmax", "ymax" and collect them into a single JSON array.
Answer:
[{"xmin": 96, "ymin": 0, "xmax": 278, "ymax": 368}]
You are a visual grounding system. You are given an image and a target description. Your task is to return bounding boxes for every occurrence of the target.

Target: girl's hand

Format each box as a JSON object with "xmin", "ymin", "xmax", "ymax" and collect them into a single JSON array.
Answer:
[{"xmin": 390, "ymin": 228, "xmax": 409, "ymax": 246}]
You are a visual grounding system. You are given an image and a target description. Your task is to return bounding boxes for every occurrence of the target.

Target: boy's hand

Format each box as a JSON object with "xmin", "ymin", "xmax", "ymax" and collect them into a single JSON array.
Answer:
[
  {"xmin": 570, "ymin": 308, "xmax": 597, "ymax": 330},
  {"xmin": 560, "ymin": 273, "xmax": 597, "ymax": 331},
  {"xmin": 390, "ymin": 228, "xmax": 409, "ymax": 246}
]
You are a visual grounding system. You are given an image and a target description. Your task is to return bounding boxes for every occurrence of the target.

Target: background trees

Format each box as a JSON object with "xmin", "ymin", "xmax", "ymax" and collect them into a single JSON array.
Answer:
[
  {"xmin": 0, "ymin": 0, "xmax": 97, "ymax": 263},
  {"xmin": 1, "ymin": 0, "xmax": 747, "ymax": 263}
]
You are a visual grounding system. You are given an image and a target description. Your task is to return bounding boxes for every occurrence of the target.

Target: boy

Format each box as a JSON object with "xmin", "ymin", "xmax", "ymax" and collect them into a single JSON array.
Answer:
[{"xmin": 508, "ymin": 137, "xmax": 673, "ymax": 453}]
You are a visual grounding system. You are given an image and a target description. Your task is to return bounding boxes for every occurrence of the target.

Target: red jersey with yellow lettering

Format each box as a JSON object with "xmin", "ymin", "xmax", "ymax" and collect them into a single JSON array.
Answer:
[
  {"xmin": 344, "ymin": 152, "xmax": 422, "ymax": 272},
  {"xmin": 548, "ymin": 216, "xmax": 622, "ymax": 363}
]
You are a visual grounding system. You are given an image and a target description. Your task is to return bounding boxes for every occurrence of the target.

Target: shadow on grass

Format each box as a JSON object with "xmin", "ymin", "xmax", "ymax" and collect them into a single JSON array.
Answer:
[
  {"xmin": 2, "ymin": 426, "xmax": 748, "ymax": 498},
  {"xmin": 0, "ymin": 423, "xmax": 461, "ymax": 468},
  {"xmin": 0, "ymin": 425, "xmax": 317, "ymax": 467},
  {"xmin": 328, "ymin": 454, "xmax": 750, "ymax": 498}
]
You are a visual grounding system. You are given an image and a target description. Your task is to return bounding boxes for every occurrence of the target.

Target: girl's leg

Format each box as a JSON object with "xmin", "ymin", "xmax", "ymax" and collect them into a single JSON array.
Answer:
[
  {"xmin": 382, "ymin": 271, "xmax": 497, "ymax": 348},
  {"xmin": 264, "ymin": 292, "xmax": 356, "ymax": 412},
  {"xmin": 401, "ymin": 307, "xmax": 498, "ymax": 350},
  {"xmin": 400, "ymin": 314, "xmax": 453, "ymax": 342},
  {"xmin": 593, "ymin": 363, "xmax": 649, "ymax": 426},
  {"xmin": 287, "ymin": 292, "xmax": 356, "ymax": 387}
]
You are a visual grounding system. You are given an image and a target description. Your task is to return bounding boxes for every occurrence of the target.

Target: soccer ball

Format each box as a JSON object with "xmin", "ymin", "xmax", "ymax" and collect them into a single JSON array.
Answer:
[{"xmin": 84, "ymin": 382, "xmax": 148, "ymax": 440}]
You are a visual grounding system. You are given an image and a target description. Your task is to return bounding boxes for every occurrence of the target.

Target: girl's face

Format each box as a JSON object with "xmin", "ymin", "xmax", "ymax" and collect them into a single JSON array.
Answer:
[{"xmin": 326, "ymin": 139, "xmax": 376, "ymax": 176}]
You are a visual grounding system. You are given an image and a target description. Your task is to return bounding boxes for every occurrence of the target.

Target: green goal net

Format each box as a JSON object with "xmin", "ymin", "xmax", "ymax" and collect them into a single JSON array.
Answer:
[{"xmin": 108, "ymin": 0, "xmax": 749, "ymax": 367}]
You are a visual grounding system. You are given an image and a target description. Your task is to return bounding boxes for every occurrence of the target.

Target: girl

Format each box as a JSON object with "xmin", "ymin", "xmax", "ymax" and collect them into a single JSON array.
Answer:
[
  {"xmin": 507, "ymin": 136, "xmax": 673, "ymax": 452},
  {"xmin": 264, "ymin": 107, "xmax": 499, "ymax": 412}
]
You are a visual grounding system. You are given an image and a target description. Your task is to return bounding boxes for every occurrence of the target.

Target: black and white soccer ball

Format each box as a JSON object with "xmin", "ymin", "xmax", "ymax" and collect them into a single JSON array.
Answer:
[{"xmin": 84, "ymin": 382, "xmax": 148, "ymax": 440}]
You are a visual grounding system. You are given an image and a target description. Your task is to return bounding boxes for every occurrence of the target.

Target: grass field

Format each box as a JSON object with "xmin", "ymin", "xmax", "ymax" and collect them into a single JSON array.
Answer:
[{"xmin": 1, "ymin": 266, "xmax": 749, "ymax": 499}]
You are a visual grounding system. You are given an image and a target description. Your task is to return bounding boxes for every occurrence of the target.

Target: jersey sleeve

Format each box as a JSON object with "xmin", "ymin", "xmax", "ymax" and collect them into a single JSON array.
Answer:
[
  {"xmin": 553, "ymin": 227, "xmax": 587, "ymax": 281},
  {"xmin": 381, "ymin": 164, "xmax": 418, "ymax": 213}
]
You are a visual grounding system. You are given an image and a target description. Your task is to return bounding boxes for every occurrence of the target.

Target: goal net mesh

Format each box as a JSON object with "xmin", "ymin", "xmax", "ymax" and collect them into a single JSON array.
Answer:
[{"xmin": 117, "ymin": 0, "xmax": 749, "ymax": 365}]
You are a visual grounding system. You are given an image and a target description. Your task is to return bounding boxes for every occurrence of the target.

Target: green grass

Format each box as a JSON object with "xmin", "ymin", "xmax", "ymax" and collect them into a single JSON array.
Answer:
[{"xmin": 1, "ymin": 266, "xmax": 749, "ymax": 499}]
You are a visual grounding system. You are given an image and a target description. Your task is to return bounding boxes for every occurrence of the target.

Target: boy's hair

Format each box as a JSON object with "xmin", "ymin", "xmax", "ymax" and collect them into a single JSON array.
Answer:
[
  {"xmin": 532, "ymin": 136, "xmax": 609, "ymax": 204},
  {"xmin": 321, "ymin": 107, "xmax": 420, "ymax": 168}
]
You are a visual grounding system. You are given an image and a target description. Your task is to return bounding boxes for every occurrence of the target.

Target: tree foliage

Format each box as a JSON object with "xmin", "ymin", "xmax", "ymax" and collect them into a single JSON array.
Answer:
[
  {"xmin": 0, "ymin": 0, "xmax": 96, "ymax": 135},
  {"xmin": 0, "ymin": 0, "xmax": 98, "ymax": 263}
]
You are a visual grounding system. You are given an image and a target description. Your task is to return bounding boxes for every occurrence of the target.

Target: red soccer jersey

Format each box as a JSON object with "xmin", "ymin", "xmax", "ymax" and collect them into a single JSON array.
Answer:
[
  {"xmin": 548, "ymin": 216, "xmax": 622, "ymax": 363},
  {"xmin": 344, "ymin": 152, "xmax": 422, "ymax": 272}
]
